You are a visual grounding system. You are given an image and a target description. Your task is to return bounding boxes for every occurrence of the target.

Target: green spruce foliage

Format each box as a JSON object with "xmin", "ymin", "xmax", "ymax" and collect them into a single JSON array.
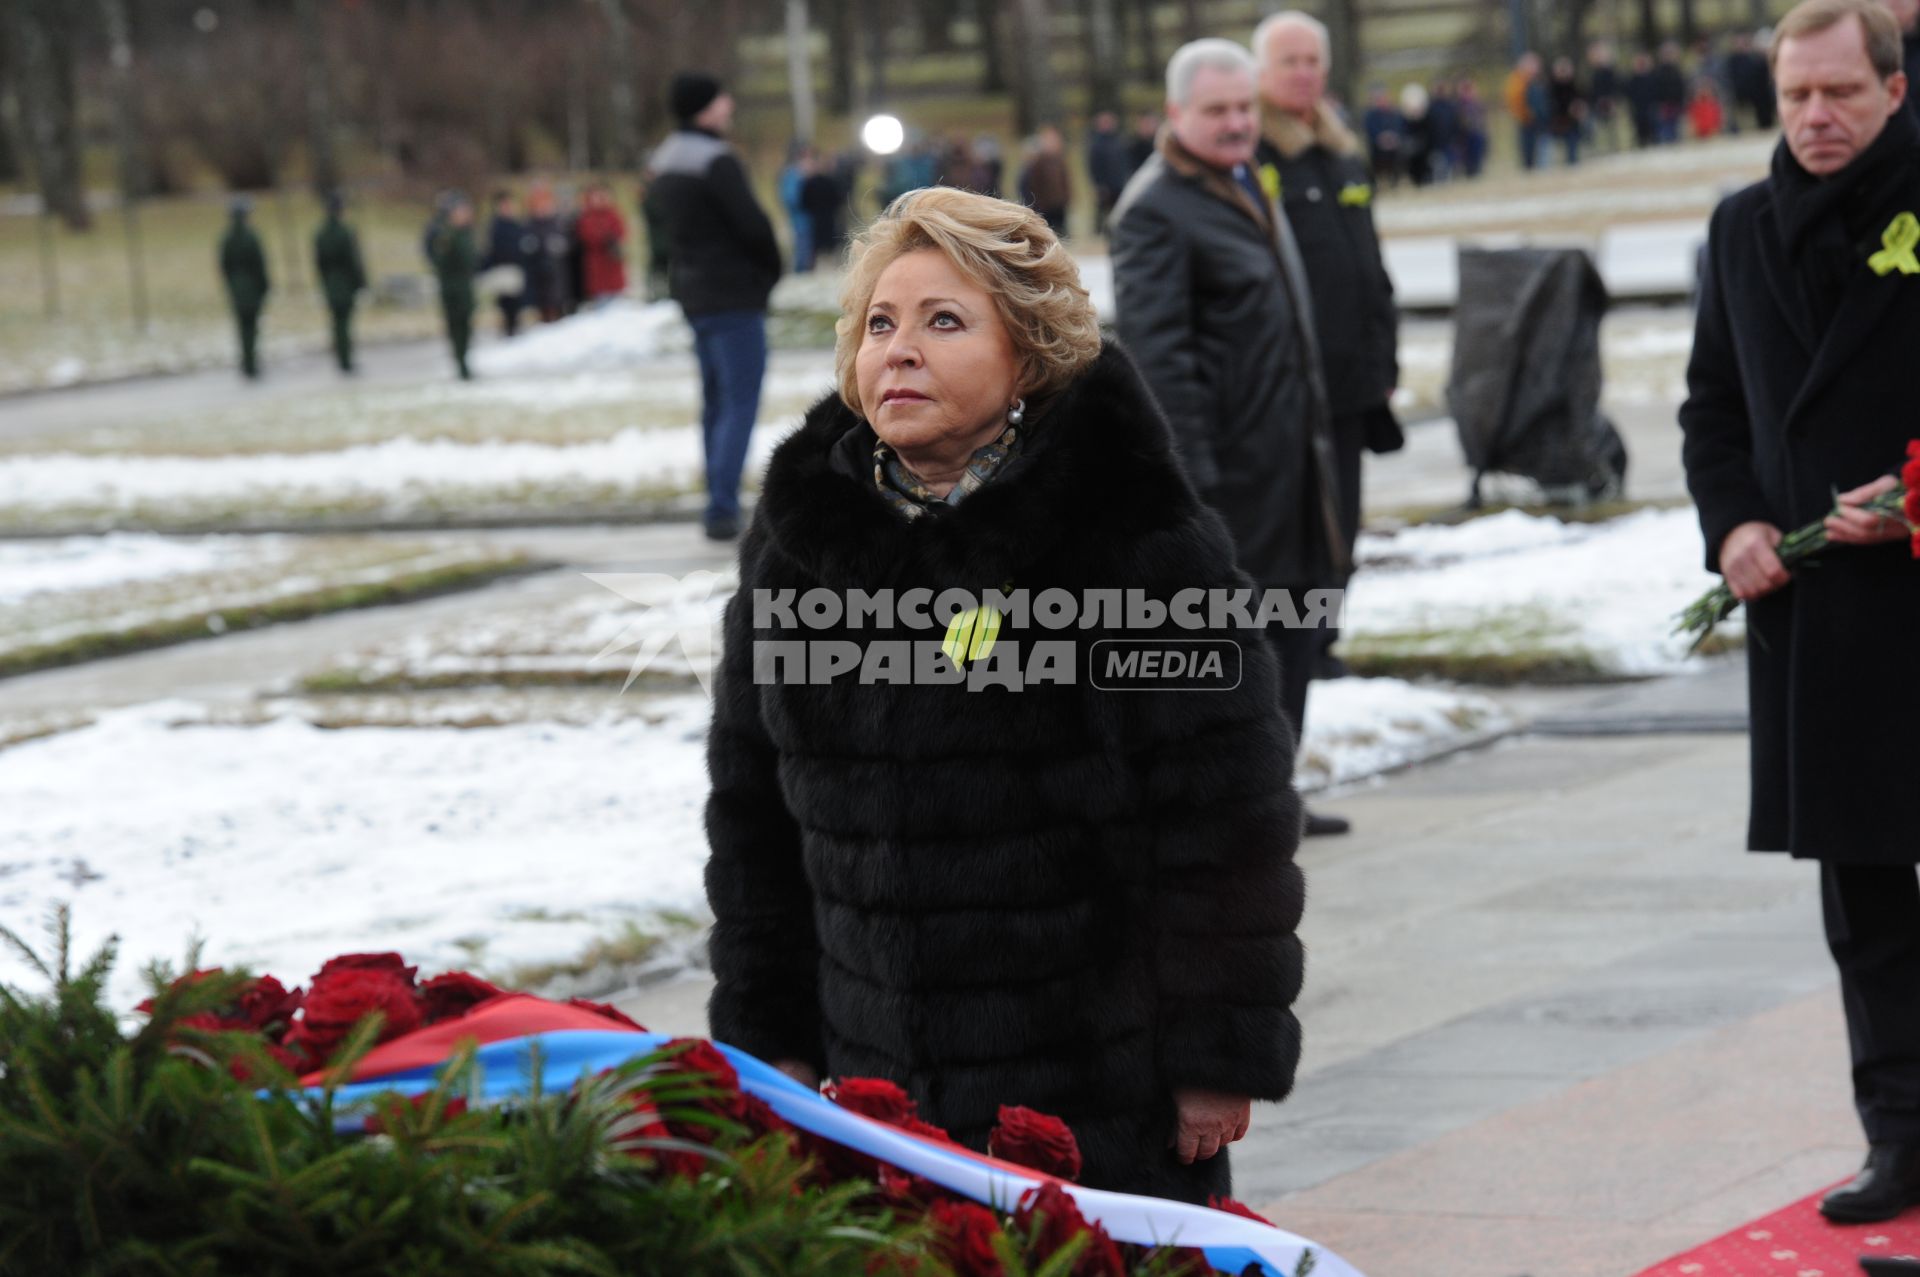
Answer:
[
  {"xmin": 0, "ymin": 911, "xmax": 932, "ymax": 1277},
  {"xmin": 0, "ymin": 913, "xmax": 1223, "ymax": 1277}
]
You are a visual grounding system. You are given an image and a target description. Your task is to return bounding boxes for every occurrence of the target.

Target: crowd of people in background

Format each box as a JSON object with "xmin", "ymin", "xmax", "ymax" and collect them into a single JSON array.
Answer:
[
  {"xmin": 1489, "ymin": 29, "xmax": 1780, "ymax": 177},
  {"xmin": 221, "ymin": 13, "xmax": 1841, "ymax": 394}
]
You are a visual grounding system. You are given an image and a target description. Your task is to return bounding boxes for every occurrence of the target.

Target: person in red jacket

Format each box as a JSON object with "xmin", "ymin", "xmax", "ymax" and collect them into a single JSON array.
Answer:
[{"xmin": 574, "ymin": 184, "xmax": 629, "ymax": 302}]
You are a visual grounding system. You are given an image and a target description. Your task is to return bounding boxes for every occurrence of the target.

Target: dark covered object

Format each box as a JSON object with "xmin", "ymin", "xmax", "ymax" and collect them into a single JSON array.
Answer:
[{"xmin": 1446, "ymin": 247, "xmax": 1627, "ymax": 504}]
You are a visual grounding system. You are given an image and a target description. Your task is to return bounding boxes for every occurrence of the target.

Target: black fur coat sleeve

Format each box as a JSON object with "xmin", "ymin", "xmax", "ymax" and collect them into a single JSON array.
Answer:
[{"xmin": 703, "ymin": 520, "xmax": 825, "ymax": 1073}]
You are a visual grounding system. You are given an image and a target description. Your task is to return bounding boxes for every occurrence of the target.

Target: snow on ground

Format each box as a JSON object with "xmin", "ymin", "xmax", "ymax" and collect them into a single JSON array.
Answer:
[
  {"xmin": 0, "ymin": 534, "xmax": 266, "ymax": 603},
  {"xmin": 1297, "ymin": 676, "xmax": 1506, "ymax": 793},
  {"xmin": 1, "ymin": 672, "xmax": 1503, "ymax": 1007},
  {"xmin": 1347, "ymin": 507, "xmax": 1725, "ymax": 675},
  {"xmin": 469, "ymin": 275, "xmax": 847, "ymax": 379},
  {"xmin": 0, "ymin": 423, "xmax": 798, "ymax": 519},
  {"xmin": 0, "ymin": 698, "xmax": 716, "ymax": 1007},
  {"xmin": 470, "ymin": 300, "xmax": 693, "ymax": 376}
]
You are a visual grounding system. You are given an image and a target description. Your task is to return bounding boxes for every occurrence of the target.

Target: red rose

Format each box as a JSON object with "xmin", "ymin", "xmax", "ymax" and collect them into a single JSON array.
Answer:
[
  {"xmin": 929, "ymin": 1198, "xmax": 1008, "ymax": 1276},
  {"xmin": 236, "ymin": 975, "xmax": 304, "ymax": 1037},
  {"xmin": 286, "ymin": 968, "xmax": 422, "ymax": 1065},
  {"xmin": 365, "ymin": 1093, "xmax": 470, "ymax": 1134},
  {"xmin": 664, "ymin": 1038, "xmax": 740, "ymax": 1093},
  {"xmin": 1207, "ymin": 1194, "xmax": 1273, "ymax": 1226},
  {"xmin": 1014, "ymin": 1183, "xmax": 1124, "ymax": 1276},
  {"xmin": 418, "ymin": 971, "xmax": 503, "ymax": 1024},
  {"xmin": 567, "ymin": 997, "xmax": 646, "ymax": 1030},
  {"xmin": 826, "ymin": 1076, "xmax": 916, "ymax": 1124},
  {"xmin": 877, "ymin": 1164, "xmax": 947, "ymax": 1207},
  {"xmin": 172, "ymin": 1011, "xmax": 236, "ymax": 1035},
  {"xmin": 314, "ymin": 952, "xmax": 418, "ymax": 986},
  {"xmin": 898, "ymin": 1114, "xmax": 956, "ymax": 1144},
  {"xmin": 136, "ymin": 967, "xmax": 225, "ymax": 1015},
  {"xmin": 989, "ymin": 1105, "xmax": 1083, "ymax": 1181},
  {"xmin": 734, "ymin": 1092, "xmax": 791, "ymax": 1139},
  {"xmin": 1904, "ymin": 483, "xmax": 1920, "ymax": 527}
]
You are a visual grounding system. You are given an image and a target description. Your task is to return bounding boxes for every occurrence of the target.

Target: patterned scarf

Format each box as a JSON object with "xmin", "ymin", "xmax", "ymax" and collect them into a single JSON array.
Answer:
[{"xmin": 872, "ymin": 423, "xmax": 1020, "ymax": 521}]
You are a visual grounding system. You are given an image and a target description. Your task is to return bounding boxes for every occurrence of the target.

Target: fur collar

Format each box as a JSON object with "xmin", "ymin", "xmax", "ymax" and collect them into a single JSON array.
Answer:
[
  {"xmin": 1155, "ymin": 128, "xmax": 1272, "ymax": 233},
  {"xmin": 752, "ymin": 342, "xmax": 1206, "ymax": 589},
  {"xmin": 1262, "ymin": 101, "xmax": 1362, "ymax": 160}
]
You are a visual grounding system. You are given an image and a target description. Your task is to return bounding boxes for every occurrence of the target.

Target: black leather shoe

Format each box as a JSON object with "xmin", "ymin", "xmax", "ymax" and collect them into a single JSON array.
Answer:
[
  {"xmin": 703, "ymin": 516, "xmax": 739, "ymax": 542},
  {"xmin": 1304, "ymin": 809, "xmax": 1351, "ymax": 837},
  {"xmin": 1819, "ymin": 1143, "xmax": 1920, "ymax": 1223}
]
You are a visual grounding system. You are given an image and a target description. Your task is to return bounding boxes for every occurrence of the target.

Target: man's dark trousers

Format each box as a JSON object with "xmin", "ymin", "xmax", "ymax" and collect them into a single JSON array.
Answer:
[
  {"xmin": 1263, "ymin": 602, "xmax": 1319, "ymax": 749},
  {"xmin": 1824, "ymin": 864, "xmax": 1920, "ymax": 1143},
  {"xmin": 235, "ymin": 306, "xmax": 262, "ymax": 377},
  {"xmin": 690, "ymin": 309, "xmax": 767, "ymax": 528},
  {"xmin": 329, "ymin": 300, "xmax": 355, "ymax": 372}
]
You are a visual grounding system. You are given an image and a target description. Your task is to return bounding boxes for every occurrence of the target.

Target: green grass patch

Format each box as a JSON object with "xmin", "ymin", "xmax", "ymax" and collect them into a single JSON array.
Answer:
[
  {"xmin": 1341, "ymin": 606, "xmax": 1634, "ymax": 686},
  {"xmin": 503, "ymin": 920, "xmax": 668, "ymax": 992},
  {"xmin": 0, "ymin": 555, "xmax": 545, "ymax": 682},
  {"xmin": 296, "ymin": 664, "xmax": 699, "ymax": 696},
  {"xmin": 1370, "ymin": 495, "xmax": 1689, "ymax": 531}
]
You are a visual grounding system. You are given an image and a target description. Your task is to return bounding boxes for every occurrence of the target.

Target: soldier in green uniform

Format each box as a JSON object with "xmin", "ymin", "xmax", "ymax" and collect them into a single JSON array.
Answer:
[
  {"xmin": 430, "ymin": 195, "xmax": 478, "ymax": 380},
  {"xmin": 313, "ymin": 192, "xmax": 368, "ymax": 373},
  {"xmin": 219, "ymin": 199, "xmax": 270, "ymax": 379}
]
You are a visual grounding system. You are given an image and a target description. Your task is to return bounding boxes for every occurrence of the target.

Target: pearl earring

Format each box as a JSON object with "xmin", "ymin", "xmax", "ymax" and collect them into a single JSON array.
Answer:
[{"xmin": 1007, "ymin": 398, "xmax": 1026, "ymax": 426}]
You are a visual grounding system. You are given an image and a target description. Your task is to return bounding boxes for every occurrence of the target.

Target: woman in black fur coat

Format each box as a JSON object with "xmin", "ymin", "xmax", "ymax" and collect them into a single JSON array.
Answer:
[{"xmin": 704, "ymin": 187, "xmax": 1307, "ymax": 1204}]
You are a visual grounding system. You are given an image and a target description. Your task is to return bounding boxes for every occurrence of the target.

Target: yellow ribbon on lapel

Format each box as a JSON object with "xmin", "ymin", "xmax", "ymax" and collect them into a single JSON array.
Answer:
[
  {"xmin": 1869, "ymin": 211, "xmax": 1920, "ymax": 276},
  {"xmin": 941, "ymin": 604, "xmax": 1001, "ymax": 666},
  {"xmin": 1258, "ymin": 164, "xmax": 1282, "ymax": 203},
  {"xmin": 1338, "ymin": 182, "xmax": 1373, "ymax": 208}
]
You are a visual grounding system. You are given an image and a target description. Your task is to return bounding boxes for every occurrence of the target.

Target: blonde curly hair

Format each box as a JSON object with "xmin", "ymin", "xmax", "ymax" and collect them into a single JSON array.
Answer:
[{"xmin": 834, "ymin": 187, "xmax": 1103, "ymax": 419}]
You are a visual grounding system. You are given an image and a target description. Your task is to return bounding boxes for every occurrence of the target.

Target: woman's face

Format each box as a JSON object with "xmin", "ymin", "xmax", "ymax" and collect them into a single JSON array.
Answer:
[{"xmin": 856, "ymin": 248, "xmax": 1021, "ymax": 460}]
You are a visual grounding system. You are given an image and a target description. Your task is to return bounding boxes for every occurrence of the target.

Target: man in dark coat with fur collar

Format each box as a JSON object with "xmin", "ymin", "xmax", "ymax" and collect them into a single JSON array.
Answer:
[
  {"xmin": 1680, "ymin": 0, "xmax": 1920, "ymax": 1223},
  {"xmin": 1110, "ymin": 37, "xmax": 1350, "ymax": 836}
]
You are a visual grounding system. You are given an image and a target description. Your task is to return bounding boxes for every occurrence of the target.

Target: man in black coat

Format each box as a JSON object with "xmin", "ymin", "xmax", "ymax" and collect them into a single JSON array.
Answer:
[
  {"xmin": 218, "ymin": 199, "xmax": 269, "ymax": 380},
  {"xmin": 1254, "ymin": 11, "xmax": 1403, "ymax": 697},
  {"xmin": 1680, "ymin": 0, "xmax": 1920, "ymax": 1223},
  {"xmin": 480, "ymin": 190, "xmax": 530, "ymax": 338},
  {"xmin": 647, "ymin": 71, "xmax": 783, "ymax": 542},
  {"xmin": 1112, "ymin": 37, "xmax": 1349, "ymax": 837}
]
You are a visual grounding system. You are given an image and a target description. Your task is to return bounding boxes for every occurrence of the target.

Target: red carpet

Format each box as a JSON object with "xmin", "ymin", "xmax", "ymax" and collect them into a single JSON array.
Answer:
[{"xmin": 1634, "ymin": 1186, "xmax": 1920, "ymax": 1277}]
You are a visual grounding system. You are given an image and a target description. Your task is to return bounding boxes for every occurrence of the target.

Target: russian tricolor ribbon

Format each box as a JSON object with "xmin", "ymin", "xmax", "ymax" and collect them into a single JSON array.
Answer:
[{"xmin": 297, "ymin": 997, "xmax": 1364, "ymax": 1277}]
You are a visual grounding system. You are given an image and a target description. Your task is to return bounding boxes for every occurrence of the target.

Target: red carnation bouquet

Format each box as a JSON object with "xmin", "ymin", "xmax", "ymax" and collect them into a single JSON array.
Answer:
[
  {"xmin": 1675, "ymin": 442, "xmax": 1920, "ymax": 651},
  {"xmin": 139, "ymin": 951, "xmax": 639, "ymax": 1080},
  {"xmin": 139, "ymin": 953, "xmax": 1265, "ymax": 1276}
]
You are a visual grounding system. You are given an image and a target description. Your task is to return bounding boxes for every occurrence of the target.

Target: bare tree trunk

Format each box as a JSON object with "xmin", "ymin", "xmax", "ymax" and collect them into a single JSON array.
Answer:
[
  {"xmin": 1323, "ymin": 0, "xmax": 1362, "ymax": 112},
  {"xmin": 1084, "ymin": 0, "xmax": 1123, "ymax": 113},
  {"xmin": 5, "ymin": 0, "xmax": 90, "ymax": 230},
  {"xmin": 1013, "ymin": 0, "xmax": 1062, "ymax": 131},
  {"xmin": 863, "ymin": 0, "xmax": 889, "ymax": 109},
  {"xmin": 1181, "ymin": 0, "xmax": 1204, "ymax": 42},
  {"xmin": 786, "ymin": 0, "xmax": 817, "ymax": 142},
  {"xmin": 978, "ymin": 0, "xmax": 1008, "ymax": 93},
  {"xmin": 1135, "ymin": 0, "xmax": 1160, "ymax": 87},
  {"xmin": 1638, "ymin": 0, "xmax": 1659, "ymax": 51},
  {"xmin": 1560, "ymin": 0, "xmax": 1600, "ymax": 60},
  {"xmin": 567, "ymin": 42, "xmax": 591, "ymax": 171},
  {"xmin": 917, "ymin": 0, "xmax": 954, "ymax": 52},
  {"xmin": 593, "ymin": 0, "xmax": 643, "ymax": 170},
  {"xmin": 100, "ymin": 0, "xmax": 150, "ymax": 330},
  {"xmin": 1677, "ymin": 0, "xmax": 1698, "ymax": 44},
  {"xmin": 827, "ymin": 0, "xmax": 857, "ymax": 113},
  {"xmin": 294, "ymin": 0, "xmax": 339, "ymax": 195}
]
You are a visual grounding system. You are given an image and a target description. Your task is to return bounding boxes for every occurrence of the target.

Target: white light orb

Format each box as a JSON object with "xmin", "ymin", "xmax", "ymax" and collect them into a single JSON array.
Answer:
[{"xmin": 861, "ymin": 114, "xmax": 905, "ymax": 156}]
